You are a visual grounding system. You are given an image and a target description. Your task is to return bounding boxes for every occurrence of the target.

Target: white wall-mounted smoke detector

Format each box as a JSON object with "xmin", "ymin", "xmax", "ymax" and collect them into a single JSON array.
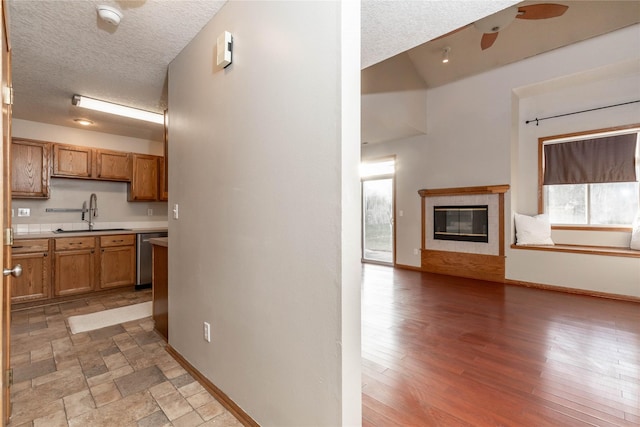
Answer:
[{"xmin": 97, "ymin": 5, "xmax": 123, "ymax": 26}]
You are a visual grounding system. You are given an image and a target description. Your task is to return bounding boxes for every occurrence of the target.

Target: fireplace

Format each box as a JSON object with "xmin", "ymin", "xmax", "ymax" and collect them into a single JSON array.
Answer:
[{"xmin": 434, "ymin": 205, "xmax": 488, "ymax": 243}]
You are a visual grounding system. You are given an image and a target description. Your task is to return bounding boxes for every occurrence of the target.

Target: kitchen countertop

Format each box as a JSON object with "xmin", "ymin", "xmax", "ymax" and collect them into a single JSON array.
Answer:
[
  {"xmin": 148, "ymin": 237, "xmax": 168, "ymax": 247},
  {"xmin": 14, "ymin": 227, "xmax": 168, "ymax": 240}
]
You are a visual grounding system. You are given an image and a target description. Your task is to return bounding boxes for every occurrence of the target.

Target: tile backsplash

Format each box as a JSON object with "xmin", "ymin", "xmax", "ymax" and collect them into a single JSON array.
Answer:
[{"xmin": 14, "ymin": 221, "xmax": 168, "ymax": 234}]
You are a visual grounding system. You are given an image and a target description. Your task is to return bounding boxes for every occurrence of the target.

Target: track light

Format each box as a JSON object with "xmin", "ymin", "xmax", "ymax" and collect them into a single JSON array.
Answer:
[
  {"xmin": 72, "ymin": 95, "xmax": 164, "ymax": 124},
  {"xmin": 442, "ymin": 47, "xmax": 451, "ymax": 64}
]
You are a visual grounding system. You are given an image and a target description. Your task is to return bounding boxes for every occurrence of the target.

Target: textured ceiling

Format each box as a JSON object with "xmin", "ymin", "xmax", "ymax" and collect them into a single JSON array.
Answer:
[
  {"xmin": 361, "ymin": 0, "xmax": 518, "ymax": 69},
  {"xmin": 9, "ymin": 0, "xmax": 577, "ymax": 142},
  {"xmin": 362, "ymin": 1, "xmax": 640, "ymax": 145},
  {"xmin": 9, "ymin": 0, "xmax": 227, "ymax": 141}
]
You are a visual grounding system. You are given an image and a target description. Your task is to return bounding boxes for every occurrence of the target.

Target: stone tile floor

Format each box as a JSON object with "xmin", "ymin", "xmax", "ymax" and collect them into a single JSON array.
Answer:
[{"xmin": 8, "ymin": 289, "xmax": 243, "ymax": 427}]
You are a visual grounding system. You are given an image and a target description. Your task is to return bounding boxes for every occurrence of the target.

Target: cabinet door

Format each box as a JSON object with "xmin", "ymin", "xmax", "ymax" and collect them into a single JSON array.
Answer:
[
  {"xmin": 11, "ymin": 252, "xmax": 50, "ymax": 303},
  {"xmin": 11, "ymin": 139, "xmax": 50, "ymax": 198},
  {"xmin": 128, "ymin": 154, "xmax": 158, "ymax": 201},
  {"xmin": 52, "ymin": 144, "xmax": 92, "ymax": 178},
  {"xmin": 96, "ymin": 149, "xmax": 131, "ymax": 181},
  {"xmin": 53, "ymin": 249, "xmax": 95, "ymax": 296},
  {"xmin": 159, "ymin": 157, "xmax": 168, "ymax": 201},
  {"xmin": 100, "ymin": 245, "xmax": 135, "ymax": 289}
]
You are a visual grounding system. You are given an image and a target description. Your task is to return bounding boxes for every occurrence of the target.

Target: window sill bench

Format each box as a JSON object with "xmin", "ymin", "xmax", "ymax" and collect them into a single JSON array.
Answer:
[{"xmin": 510, "ymin": 243, "xmax": 640, "ymax": 258}]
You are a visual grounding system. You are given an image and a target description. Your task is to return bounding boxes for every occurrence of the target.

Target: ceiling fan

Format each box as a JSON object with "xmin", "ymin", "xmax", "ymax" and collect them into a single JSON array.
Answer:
[
  {"xmin": 475, "ymin": 3, "xmax": 569, "ymax": 50},
  {"xmin": 436, "ymin": 3, "xmax": 569, "ymax": 50}
]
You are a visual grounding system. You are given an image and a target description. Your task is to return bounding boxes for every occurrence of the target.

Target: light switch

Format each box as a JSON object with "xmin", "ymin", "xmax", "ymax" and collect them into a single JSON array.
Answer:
[{"xmin": 172, "ymin": 204, "xmax": 179, "ymax": 220}]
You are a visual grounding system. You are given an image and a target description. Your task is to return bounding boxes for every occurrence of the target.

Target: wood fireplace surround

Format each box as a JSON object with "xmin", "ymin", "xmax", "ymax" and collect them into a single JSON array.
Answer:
[{"xmin": 418, "ymin": 185, "xmax": 510, "ymax": 282}]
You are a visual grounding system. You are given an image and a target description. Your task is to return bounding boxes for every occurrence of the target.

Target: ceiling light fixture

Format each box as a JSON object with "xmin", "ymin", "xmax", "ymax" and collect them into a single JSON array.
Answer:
[
  {"xmin": 72, "ymin": 95, "xmax": 164, "ymax": 125},
  {"xmin": 97, "ymin": 5, "xmax": 123, "ymax": 26},
  {"xmin": 73, "ymin": 118, "xmax": 94, "ymax": 126},
  {"xmin": 442, "ymin": 47, "xmax": 451, "ymax": 64}
]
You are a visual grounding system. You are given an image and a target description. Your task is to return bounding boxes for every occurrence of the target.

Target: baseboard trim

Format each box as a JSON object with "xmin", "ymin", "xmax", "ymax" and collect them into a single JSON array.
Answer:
[
  {"xmin": 394, "ymin": 263, "xmax": 423, "ymax": 272},
  {"xmin": 504, "ymin": 279, "xmax": 640, "ymax": 303},
  {"xmin": 165, "ymin": 345, "xmax": 259, "ymax": 427}
]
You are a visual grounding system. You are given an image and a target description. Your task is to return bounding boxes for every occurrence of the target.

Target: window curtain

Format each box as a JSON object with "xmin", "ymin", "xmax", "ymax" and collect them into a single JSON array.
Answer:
[{"xmin": 543, "ymin": 133, "xmax": 638, "ymax": 185}]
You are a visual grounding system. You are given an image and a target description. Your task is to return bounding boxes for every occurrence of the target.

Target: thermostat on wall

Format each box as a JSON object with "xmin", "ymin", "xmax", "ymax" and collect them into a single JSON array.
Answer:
[{"xmin": 217, "ymin": 31, "xmax": 233, "ymax": 68}]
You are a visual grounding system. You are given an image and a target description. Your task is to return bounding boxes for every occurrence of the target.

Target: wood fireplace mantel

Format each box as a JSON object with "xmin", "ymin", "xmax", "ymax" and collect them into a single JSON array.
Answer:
[
  {"xmin": 418, "ymin": 184, "xmax": 510, "ymax": 283},
  {"xmin": 418, "ymin": 184, "xmax": 510, "ymax": 198}
]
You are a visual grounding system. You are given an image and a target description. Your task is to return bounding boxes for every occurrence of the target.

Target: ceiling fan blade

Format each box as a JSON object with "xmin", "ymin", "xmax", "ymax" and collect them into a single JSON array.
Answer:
[
  {"xmin": 481, "ymin": 32, "xmax": 499, "ymax": 50},
  {"xmin": 516, "ymin": 3, "xmax": 568, "ymax": 20}
]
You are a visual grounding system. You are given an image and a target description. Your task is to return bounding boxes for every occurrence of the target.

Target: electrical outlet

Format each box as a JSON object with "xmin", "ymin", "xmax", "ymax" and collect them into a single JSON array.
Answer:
[
  {"xmin": 147, "ymin": 208, "xmax": 153, "ymax": 216},
  {"xmin": 203, "ymin": 322, "xmax": 211, "ymax": 342},
  {"xmin": 414, "ymin": 248, "xmax": 419, "ymax": 255},
  {"xmin": 17, "ymin": 208, "xmax": 30, "ymax": 217}
]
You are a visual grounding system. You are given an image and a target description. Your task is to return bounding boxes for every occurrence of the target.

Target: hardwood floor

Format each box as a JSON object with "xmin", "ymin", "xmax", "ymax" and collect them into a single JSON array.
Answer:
[{"xmin": 361, "ymin": 264, "xmax": 640, "ymax": 427}]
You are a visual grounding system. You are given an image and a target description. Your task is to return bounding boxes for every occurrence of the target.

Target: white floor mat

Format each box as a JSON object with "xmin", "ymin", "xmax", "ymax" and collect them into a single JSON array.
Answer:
[{"xmin": 67, "ymin": 301, "xmax": 152, "ymax": 334}]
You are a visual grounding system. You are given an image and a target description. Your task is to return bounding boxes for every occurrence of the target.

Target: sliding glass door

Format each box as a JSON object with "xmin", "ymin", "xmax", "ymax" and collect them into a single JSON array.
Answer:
[{"xmin": 361, "ymin": 158, "xmax": 395, "ymax": 265}]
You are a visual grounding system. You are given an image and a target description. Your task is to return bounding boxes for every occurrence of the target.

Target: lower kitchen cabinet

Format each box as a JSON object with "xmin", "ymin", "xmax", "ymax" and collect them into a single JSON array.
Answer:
[
  {"xmin": 53, "ymin": 236, "xmax": 96, "ymax": 296},
  {"xmin": 99, "ymin": 234, "xmax": 135, "ymax": 289},
  {"xmin": 11, "ymin": 239, "xmax": 51, "ymax": 303},
  {"xmin": 12, "ymin": 232, "xmax": 142, "ymax": 305}
]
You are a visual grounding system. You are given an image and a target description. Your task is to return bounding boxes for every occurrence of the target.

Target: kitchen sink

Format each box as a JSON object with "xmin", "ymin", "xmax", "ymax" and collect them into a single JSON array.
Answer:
[{"xmin": 52, "ymin": 228, "xmax": 131, "ymax": 234}]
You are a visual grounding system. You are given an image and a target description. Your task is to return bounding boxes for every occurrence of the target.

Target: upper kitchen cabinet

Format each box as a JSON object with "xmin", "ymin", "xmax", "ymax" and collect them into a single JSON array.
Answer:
[
  {"xmin": 95, "ymin": 149, "xmax": 131, "ymax": 181},
  {"xmin": 128, "ymin": 154, "xmax": 160, "ymax": 201},
  {"xmin": 11, "ymin": 138, "xmax": 51, "ymax": 199},
  {"xmin": 52, "ymin": 143, "xmax": 92, "ymax": 178},
  {"xmin": 159, "ymin": 156, "xmax": 168, "ymax": 201},
  {"xmin": 52, "ymin": 144, "xmax": 132, "ymax": 182}
]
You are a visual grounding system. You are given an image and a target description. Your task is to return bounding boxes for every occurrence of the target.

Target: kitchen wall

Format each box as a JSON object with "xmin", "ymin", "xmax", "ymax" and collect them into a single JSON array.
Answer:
[
  {"xmin": 12, "ymin": 119, "xmax": 168, "ymax": 231},
  {"xmin": 363, "ymin": 24, "xmax": 640, "ymax": 297},
  {"xmin": 168, "ymin": 1, "xmax": 360, "ymax": 426}
]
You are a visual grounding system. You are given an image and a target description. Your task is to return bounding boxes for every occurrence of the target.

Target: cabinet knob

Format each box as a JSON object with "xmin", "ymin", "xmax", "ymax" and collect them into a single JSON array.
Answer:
[{"xmin": 3, "ymin": 264, "xmax": 22, "ymax": 277}]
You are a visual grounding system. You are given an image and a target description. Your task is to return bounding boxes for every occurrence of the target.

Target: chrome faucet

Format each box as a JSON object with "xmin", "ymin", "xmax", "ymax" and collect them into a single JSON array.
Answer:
[{"xmin": 87, "ymin": 193, "xmax": 98, "ymax": 230}]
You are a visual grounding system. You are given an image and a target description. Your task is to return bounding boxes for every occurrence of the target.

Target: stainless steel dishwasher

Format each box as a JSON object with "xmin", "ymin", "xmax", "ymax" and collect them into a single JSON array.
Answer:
[{"xmin": 136, "ymin": 231, "xmax": 168, "ymax": 290}]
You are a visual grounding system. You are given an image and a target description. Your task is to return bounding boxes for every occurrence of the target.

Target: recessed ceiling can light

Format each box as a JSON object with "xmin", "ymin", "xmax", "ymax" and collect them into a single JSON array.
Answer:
[
  {"xmin": 72, "ymin": 95, "xmax": 164, "ymax": 124},
  {"xmin": 73, "ymin": 118, "xmax": 94, "ymax": 126},
  {"xmin": 97, "ymin": 5, "xmax": 123, "ymax": 26}
]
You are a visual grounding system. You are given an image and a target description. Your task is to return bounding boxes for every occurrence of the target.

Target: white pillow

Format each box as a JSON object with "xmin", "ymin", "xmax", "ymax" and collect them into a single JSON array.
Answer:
[
  {"xmin": 631, "ymin": 215, "xmax": 640, "ymax": 250},
  {"xmin": 514, "ymin": 213, "xmax": 554, "ymax": 246}
]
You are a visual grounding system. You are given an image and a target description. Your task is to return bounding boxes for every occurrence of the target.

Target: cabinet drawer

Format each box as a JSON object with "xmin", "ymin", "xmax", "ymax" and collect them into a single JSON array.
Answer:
[
  {"xmin": 54, "ymin": 236, "xmax": 95, "ymax": 251},
  {"xmin": 12, "ymin": 239, "xmax": 49, "ymax": 254},
  {"xmin": 100, "ymin": 234, "xmax": 135, "ymax": 248}
]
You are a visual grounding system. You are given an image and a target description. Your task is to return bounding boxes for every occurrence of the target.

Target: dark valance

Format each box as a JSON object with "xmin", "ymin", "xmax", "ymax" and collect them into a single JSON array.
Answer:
[{"xmin": 543, "ymin": 133, "xmax": 637, "ymax": 185}]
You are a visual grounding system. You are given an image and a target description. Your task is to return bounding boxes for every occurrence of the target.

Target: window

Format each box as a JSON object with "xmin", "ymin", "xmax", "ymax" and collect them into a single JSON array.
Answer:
[{"xmin": 539, "ymin": 125, "xmax": 640, "ymax": 227}]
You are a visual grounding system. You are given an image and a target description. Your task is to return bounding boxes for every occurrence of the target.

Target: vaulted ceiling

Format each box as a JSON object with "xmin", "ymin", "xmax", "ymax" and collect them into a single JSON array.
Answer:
[{"xmin": 362, "ymin": 1, "xmax": 640, "ymax": 145}]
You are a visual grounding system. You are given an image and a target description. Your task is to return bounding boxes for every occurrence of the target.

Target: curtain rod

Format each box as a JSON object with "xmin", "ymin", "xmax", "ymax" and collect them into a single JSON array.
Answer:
[{"xmin": 525, "ymin": 100, "xmax": 640, "ymax": 126}]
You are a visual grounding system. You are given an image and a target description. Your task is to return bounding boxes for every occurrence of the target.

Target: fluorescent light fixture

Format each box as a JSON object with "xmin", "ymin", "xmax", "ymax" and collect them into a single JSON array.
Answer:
[{"xmin": 72, "ymin": 95, "xmax": 163, "ymax": 124}]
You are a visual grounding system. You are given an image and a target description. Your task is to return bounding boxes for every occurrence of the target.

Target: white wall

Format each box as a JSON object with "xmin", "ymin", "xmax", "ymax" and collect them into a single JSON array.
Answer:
[
  {"xmin": 363, "ymin": 25, "xmax": 640, "ymax": 297},
  {"xmin": 12, "ymin": 119, "xmax": 168, "ymax": 230},
  {"xmin": 167, "ymin": 1, "xmax": 360, "ymax": 426}
]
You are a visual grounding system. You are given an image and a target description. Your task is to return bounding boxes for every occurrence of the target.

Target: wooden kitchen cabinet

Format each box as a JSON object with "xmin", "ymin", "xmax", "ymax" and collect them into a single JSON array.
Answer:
[
  {"xmin": 95, "ymin": 149, "xmax": 131, "ymax": 181},
  {"xmin": 53, "ymin": 236, "xmax": 96, "ymax": 296},
  {"xmin": 159, "ymin": 157, "xmax": 168, "ymax": 201},
  {"xmin": 11, "ymin": 239, "xmax": 51, "ymax": 303},
  {"xmin": 11, "ymin": 138, "xmax": 51, "ymax": 199},
  {"xmin": 99, "ymin": 234, "xmax": 135, "ymax": 289},
  {"xmin": 53, "ymin": 144, "xmax": 132, "ymax": 182},
  {"xmin": 52, "ymin": 143, "xmax": 92, "ymax": 178},
  {"xmin": 128, "ymin": 154, "xmax": 160, "ymax": 201}
]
